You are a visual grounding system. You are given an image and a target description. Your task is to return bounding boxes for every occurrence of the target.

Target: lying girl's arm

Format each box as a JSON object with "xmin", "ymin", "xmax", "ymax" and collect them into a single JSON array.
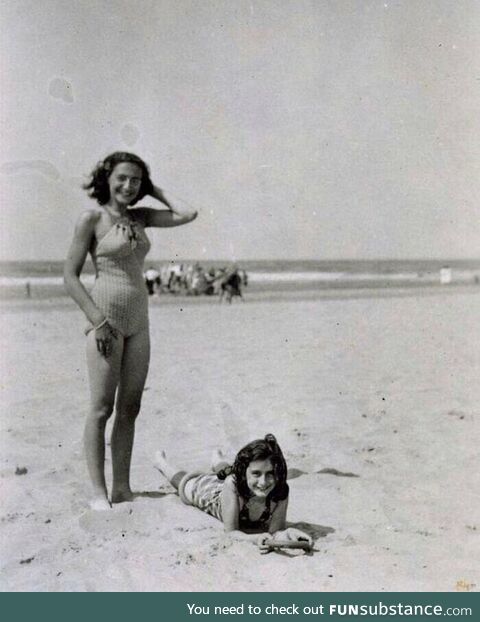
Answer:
[
  {"xmin": 135, "ymin": 185, "xmax": 198, "ymax": 228},
  {"xmin": 63, "ymin": 210, "xmax": 105, "ymax": 327},
  {"xmin": 268, "ymin": 497, "xmax": 288, "ymax": 533},
  {"xmin": 266, "ymin": 497, "xmax": 313, "ymax": 547},
  {"xmin": 220, "ymin": 477, "xmax": 270, "ymax": 545}
]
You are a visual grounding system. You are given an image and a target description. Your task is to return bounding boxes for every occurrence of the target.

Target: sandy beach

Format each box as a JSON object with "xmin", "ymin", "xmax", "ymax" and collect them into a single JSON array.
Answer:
[{"xmin": 0, "ymin": 287, "xmax": 479, "ymax": 592}]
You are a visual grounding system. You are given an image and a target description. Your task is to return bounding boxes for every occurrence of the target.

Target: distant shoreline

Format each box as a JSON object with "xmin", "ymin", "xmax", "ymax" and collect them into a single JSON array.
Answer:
[
  {"xmin": 2, "ymin": 272, "xmax": 480, "ymax": 302},
  {"xmin": 2, "ymin": 268, "xmax": 480, "ymax": 286},
  {"xmin": 2, "ymin": 258, "xmax": 480, "ymax": 301},
  {"xmin": 1, "ymin": 258, "xmax": 480, "ymax": 278}
]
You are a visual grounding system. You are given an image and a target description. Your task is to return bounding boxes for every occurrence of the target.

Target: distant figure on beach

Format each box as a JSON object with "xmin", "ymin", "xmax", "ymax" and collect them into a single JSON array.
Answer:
[
  {"xmin": 154, "ymin": 434, "xmax": 312, "ymax": 551},
  {"xmin": 144, "ymin": 266, "xmax": 161, "ymax": 295},
  {"xmin": 64, "ymin": 152, "xmax": 197, "ymax": 510},
  {"xmin": 167, "ymin": 262, "xmax": 185, "ymax": 293},
  {"xmin": 219, "ymin": 268, "xmax": 243, "ymax": 303}
]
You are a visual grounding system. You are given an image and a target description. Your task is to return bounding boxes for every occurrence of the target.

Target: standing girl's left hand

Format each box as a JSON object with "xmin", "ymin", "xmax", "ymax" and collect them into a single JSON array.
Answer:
[{"xmin": 94, "ymin": 320, "xmax": 118, "ymax": 358}]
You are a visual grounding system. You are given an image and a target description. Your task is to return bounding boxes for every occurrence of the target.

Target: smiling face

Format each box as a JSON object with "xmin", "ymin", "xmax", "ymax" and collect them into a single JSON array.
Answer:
[
  {"xmin": 107, "ymin": 162, "xmax": 143, "ymax": 207},
  {"xmin": 245, "ymin": 458, "xmax": 276, "ymax": 498}
]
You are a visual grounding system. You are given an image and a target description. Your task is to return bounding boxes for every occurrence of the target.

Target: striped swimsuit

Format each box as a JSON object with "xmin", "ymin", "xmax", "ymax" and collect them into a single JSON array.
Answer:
[
  {"xmin": 86, "ymin": 218, "xmax": 150, "ymax": 337},
  {"xmin": 178, "ymin": 472, "xmax": 274, "ymax": 531}
]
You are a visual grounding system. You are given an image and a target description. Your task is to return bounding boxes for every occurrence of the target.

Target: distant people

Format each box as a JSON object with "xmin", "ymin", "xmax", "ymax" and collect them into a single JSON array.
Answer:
[
  {"xmin": 64, "ymin": 151, "xmax": 197, "ymax": 510},
  {"xmin": 154, "ymin": 434, "xmax": 312, "ymax": 551},
  {"xmin": 168, "ymin": 262, "xmax": 184, "ymax": 293},
  {"xmin": 220, "ymin": 268, "xmax": 243, "ymax": 303},
  {"xmin": 159, "ymin": 264, "xmax": 172, "ymax": 292},
  {"xmin": 152, "ymin": 262, "xmax": 248, "ymax": 298},
  {"xmin": 190, "ymin": 265, "xmax": 209, "ymax": 295},
  {"xmin": 239, "ymin": 269, "xmax": 248, "ymax": 287},
  {"xmin": 204, "ymin": 268, "xmax": 216, "ymax": 296},
  {"xmin": 144, "ymin": 266, "xmax": 161, "ymax": 295}
]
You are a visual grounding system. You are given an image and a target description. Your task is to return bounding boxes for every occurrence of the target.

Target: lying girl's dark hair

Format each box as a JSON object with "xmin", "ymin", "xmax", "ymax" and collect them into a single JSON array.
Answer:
[
  {"xmin": 217, "ymin": 434, "xmax": 289, "ymax": 502},
  {"xmin": 83, "ymin": 151, "xmax": 154, "ymax": 205}
]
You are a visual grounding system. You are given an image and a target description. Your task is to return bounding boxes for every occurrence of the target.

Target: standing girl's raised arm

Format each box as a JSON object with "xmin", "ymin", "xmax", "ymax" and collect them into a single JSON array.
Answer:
[{"xmin": 135, "ymin": 185, "xmax": 198, "ymax": 228}]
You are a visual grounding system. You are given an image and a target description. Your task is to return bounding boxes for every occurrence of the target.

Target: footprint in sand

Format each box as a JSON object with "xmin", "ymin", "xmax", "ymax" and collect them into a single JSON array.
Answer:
[
  {"xmin": 78, "ymin": 499, "xmax": 166, "ymax": 535},
  {"xmin": 78, "ymin": 506, "xmax": 135, "ymax": 535}
]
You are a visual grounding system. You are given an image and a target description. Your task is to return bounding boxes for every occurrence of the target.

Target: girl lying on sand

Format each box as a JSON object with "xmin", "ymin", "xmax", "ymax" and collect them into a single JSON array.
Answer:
[{"xmin": 155, "ymin": 434, "xmax": 312, "ymax": 552}]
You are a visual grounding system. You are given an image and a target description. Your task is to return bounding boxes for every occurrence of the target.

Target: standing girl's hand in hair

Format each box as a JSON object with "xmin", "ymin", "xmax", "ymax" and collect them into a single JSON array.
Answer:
[{"xmin": 136, "ymin": 185, "xmax": 198, "ymax": 228}]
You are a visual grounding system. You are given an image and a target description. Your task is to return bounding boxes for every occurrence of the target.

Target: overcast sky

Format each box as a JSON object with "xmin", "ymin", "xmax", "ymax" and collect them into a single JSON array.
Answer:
[{"xmin": 1, "ymin": 0, "xmax": 479, "ymax": 261}]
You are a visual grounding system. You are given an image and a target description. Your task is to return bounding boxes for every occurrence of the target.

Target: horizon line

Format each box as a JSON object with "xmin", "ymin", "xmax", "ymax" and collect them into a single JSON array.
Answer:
[{"xmin": 1, "ymin": 257, "xmax": 480, "ymax": 264}]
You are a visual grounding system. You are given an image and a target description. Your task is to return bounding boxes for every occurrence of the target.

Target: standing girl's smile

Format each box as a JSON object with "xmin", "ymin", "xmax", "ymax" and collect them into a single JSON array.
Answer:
[{"xmin": 108, "ymin": 163, "xmax": 143, "ymax": 207}]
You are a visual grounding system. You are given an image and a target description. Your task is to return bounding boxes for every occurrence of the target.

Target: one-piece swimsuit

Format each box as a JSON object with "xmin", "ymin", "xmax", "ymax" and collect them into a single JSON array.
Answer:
[
  {"xmin": 86, "ymin": 217, "xmax": 150, "ymax": 337},
  {"xmin": 177, "ymin": 472, "xmax": 274, "ymax": 531}
]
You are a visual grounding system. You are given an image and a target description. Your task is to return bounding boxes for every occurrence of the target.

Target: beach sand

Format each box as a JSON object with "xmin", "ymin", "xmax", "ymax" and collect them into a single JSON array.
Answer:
[{"xmin": 0, "ymin": 288, "xmax": 479, "ymax": 592}]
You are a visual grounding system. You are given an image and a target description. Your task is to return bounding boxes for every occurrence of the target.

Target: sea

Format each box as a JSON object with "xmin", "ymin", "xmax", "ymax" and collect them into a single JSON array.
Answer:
[{"xmin": 1, "ymin": 259, "xmax": 480, "ymax": 299}]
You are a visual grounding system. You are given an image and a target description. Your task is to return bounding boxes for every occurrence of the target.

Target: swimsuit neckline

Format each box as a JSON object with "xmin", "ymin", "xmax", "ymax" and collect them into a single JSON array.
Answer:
[
  {"xmin": 239, "ymin": 497, "xmax": 272, "ymax": 529},
  {"xmin": 95, "ymin": 219, "xmax": 143, "ymax": 250}
]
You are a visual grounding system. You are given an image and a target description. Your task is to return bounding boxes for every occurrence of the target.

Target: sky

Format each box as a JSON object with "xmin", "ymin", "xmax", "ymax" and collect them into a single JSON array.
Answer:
[{"xmin": 1, "ymin": 0, "xmax": 479, "ymax": 261}]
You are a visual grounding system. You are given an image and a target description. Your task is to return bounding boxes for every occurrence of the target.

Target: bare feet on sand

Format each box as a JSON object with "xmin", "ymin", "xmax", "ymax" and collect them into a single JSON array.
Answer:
[
  {"xmin": 111, "ymin": 488, "xmax": 135, "ymax": 504},
  {"xmin": 89, "ymin": 488, "xmax": 133, "ymax": 509},
  {"xmin": 89, "ymin": 496, "xmax": 112, "ymax": 511},
  {"xmin": 154, "ymin": 450, "xmax": 178, "ymax": 481},
  {"xmin": 211, "ymin": 449, "xmax": 229, "ymax": 474}
]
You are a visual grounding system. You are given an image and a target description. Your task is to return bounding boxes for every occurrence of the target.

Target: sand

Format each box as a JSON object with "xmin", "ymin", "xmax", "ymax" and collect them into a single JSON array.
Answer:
[{"xmin": 0, "ymin": 287, "xmax": 479, "ymax": 592}]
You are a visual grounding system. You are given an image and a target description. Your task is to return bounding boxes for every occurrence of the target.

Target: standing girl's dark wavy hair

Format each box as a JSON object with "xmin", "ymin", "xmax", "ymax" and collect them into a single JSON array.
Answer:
[
  {"xmin": 83, "ymin": 152, "xmax": 154, "ymax": 206},
  {"xmin": 217, "ymin": 434, "xmax": 289, "ymax": 502}
]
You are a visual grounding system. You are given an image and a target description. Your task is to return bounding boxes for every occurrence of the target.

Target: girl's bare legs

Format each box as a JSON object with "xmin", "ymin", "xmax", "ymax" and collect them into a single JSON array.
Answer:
[
  {"xmin": 154, "ymin": 451, "xmax": 186, "ymax": 489},
  {"xmin": 211, "ymin": 449, "xmax": 229, "ymax": 474},
  {"xmin": 111, "ymin": 328, "xmax": 150, "ymax": 503},
  {"xmin": 85, "ymin": 331, "xmax": 124, "ymax": 510},
  {"xmin": 154, "ymin": 449, "xmax": 229, "ymax": 490}
]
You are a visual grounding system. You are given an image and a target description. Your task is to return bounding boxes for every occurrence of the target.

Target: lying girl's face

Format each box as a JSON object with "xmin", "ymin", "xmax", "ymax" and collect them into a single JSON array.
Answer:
[{"xmin": 246, "ymin": 458, "xmax": 276, "ymax": 498}]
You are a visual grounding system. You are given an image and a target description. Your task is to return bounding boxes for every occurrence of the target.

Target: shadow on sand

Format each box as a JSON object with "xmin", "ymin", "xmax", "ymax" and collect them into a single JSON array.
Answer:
[
  {"xmin": 286, "ymin": 467, "xmax": 307, "ymax": 480},
  {"xmin": 133, "ymin": 490, "xmax": 173, "ymax": 499}
]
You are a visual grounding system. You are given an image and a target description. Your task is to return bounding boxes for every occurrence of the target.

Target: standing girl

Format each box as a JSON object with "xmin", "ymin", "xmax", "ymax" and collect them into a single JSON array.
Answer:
[
  {"xmin": 155, "ymin": 434, "xmax": 312, "ymax": 550},
  {"xmin": 64, "ymin": 152, "xmax": 197, "ymax": 510}
]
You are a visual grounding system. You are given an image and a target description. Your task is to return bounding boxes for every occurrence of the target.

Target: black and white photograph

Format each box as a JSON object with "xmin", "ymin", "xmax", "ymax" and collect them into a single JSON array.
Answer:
[{"xmin": 0, "ymin": 0, "xmax": 479, "ymax": 592}]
